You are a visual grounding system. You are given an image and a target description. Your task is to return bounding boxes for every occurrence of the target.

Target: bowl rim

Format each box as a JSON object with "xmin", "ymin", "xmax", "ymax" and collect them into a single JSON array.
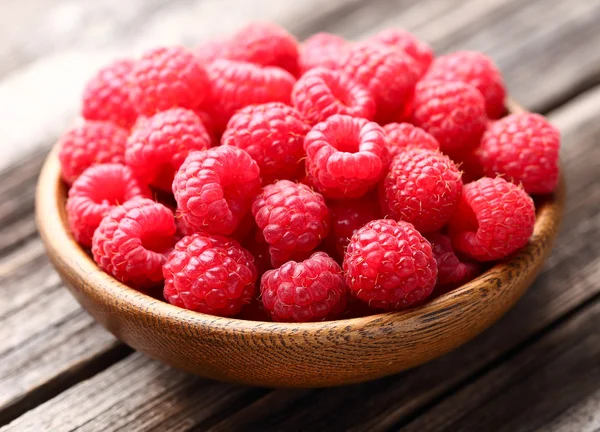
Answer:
[{"xmin": 35, "ymin": 101, "xmax": 565, "ymax": 338}]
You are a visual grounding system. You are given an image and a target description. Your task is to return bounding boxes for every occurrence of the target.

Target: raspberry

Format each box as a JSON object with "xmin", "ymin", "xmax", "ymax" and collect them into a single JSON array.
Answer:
[
  {"xmin": 92, "ymin": 198, "xmax": 176, "ymax": 288},
  {"xmin": 424, "ymin": 51, "xmax": 506, "ymax": 119},
  {"xmin": 411, "ymin": 80, "xmax": 487, "ymax": 155},
  {"xmin": 367, "ymin": 29, "xmax": 434, "ymax": 77},
  {"xmin": 291, "ymin": 67, "xmax": 375, "ymax": 125},
  {"xmin": 261, "ymin": 252, "xmax": 347, "ymax": 322},
  {"xmin": 449, "ymin": 177, "xmax": 535, "ymax": 261},
  {"xmin": 304, "ymin": 114, "xmax": 387, "ymax": 198},
  {"xmin": 339, "ymin": 43, "xmax": 420, "ymax": 122},
  {"xmin": 380, "ymin": 148, "xmax": 463, "ymax": 233},
  {"xmin": 195, "ymin": 38, "xmax": 230, "ymax": 64},
  {"xmin": 226, "ymin": 22, "xmax": 300, "ymax": 76},
  {"xmin": 173, "ymin": 146, "xmax": 261, "ymax": 235},
  {"xmin": 325, "ymin": 194, "xmax": 381, "ymax": 258},
  {"xmin": 66, "ymin": 164, "xmax": 151, "ymax": 247},
  {"xmin": 383, "ymin": 122, "xmax": 440, "ymax": 161},
  {"xmin": 478, "ymin": 113, "xmax": 560, "ymax": 194},
  {"xmin": 193, "ymin": 109, "xmax": 219, "ymax": 145},
  {"xmin": 206, "ymin": 60, "xmax": 296, "ymax": 132},
  {"xmin": 343, "ymin": 219, "xmax": 437, "ymax": 310},
  {"xmin": 453, "ymin": 148, "xmax": 485, "ymax": 184},
  {"xmin": 128, "ymin": 46, "xmax": 210, "ymax": 116},
  {"xmin": 299, "ymin": 32, "xmax": 348, "ymax": 73},
  {"xmin": 82, "ymin": 59, "xmax": 137, "ymax": 128},
  {"xmin": 252, "ymin": 180, "xmax": 330, "ymax": 256},
  {"xmin": 221, "ymin": 102, "xmax": 310, "ymax": 183},
  {"xmin": 163, "ymin": 233, "xmax": 257, "ymax": 316},
  {"xmin": 125, "ymin": 108, "xmax": 211, "ymax": 191},
  {"xmin": 426, "ymin": 232, "xmax": 480, "ymax": 291},
  {"xmin": 59, "ymin": 120, "xmax": 128, "ymax": 185}
]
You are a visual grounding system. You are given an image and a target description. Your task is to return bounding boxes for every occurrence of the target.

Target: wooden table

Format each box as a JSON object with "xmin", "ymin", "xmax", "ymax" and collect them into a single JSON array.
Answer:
[{"xmin": 1, "ymin": 0, "xmax": 600, "ymax": 430}]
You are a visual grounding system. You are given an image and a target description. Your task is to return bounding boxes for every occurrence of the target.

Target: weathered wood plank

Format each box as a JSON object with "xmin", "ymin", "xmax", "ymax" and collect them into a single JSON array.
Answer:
[
  {"xmin": 4, "ymin": 81, "xmax": 600, "ymax": 432},
  {"xmin": 402, "ymin": 300, "xmax": 600, "ymax": 432},
  {"xmin": 3, "ymin": 0, "xmax": 600, "ymax": 172}
]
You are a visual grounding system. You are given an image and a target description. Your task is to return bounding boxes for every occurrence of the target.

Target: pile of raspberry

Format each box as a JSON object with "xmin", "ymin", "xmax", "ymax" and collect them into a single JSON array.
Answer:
[{"xmin": 59, "ymin": 22, "xmax": 560, "ymax": 322}]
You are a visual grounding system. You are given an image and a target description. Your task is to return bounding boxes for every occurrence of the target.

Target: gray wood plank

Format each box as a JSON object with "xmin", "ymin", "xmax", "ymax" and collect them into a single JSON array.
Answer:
[
  {"xmin": 4, "ymin": 81, "xmax": 600, "ymax": 432},
  {"xmin": 3, "ymin": 0, "xmax": 600, "ymax": 171},
  {"xmin": 402, "ymin": 301, "xmax": 600, "ymax": 432}
]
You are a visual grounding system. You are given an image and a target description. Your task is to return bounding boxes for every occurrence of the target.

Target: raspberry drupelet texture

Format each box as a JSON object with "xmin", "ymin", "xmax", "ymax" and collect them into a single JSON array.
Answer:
[
  {"xmin": 325, "ymin": 194, "xmax": 381, "ymax": 258},
  {"xmin": 339, "ymin": 43, "xmax": 420, "ymax": 123},
  {"xmin": 304, "ymin": 114, "xmax": 387, "ymax": 198},
  {"xmin": 128, "ymin": 46, "xmax": 210, "ymax": 116},
  {"xmin": 291, "ymin": 67, "xmax": 376, "ymax": 125},
  {"xmin": 426, "ymin": 232, "xmax": 480, "ymax": 292},
  {"xmin": 221, "ymin": 102, "xmax": 310, "ymax": 183},
  {"xmin": 82, "ymin": 59, "xmax": 137, "ymax": 128},
  {"xmin": 478, "ymin": 113, "xmax": 560, "ymax": 194},
  {"xmin": 226, "ymin": 22, "xmax": 300, "ymax": 76},
  {"xmin": 206, "ymin": 60, "xmax": 296, "ymax": 132},
  {"xmin": 59, "ymin": 120, "xmax": 129, "ymax": 185},
  {"xmin": 163, "ymin": 233, "xmax": 257, "ymax": 317},
  {"xmin": 252, "ymin": 180, "xmax": 330, "ymax": 258},
  {"xmin": 449, "ymin": 177, "xmax": 536, "ymax": 261},
  {"xmin": 380, "ymin": 148, "xmax": 463, "ymax": 233},
  {"xmin": 367, "ymin": 28, "xmax": 434, "ymax": 77},
  {"xmin": 261, "ymin": 252, "xmax": 347, "ymax": 322},
  {"xmin": 66, "ymin": 164, "xmax": 151, "ymax": 247},
  {"xmin": 125, "ymin": 108, "xmax": 212, "ymax": 191},
  {"xmin": 343, "ymin": 219, "xmax": 437, "ymax": 310},
  {"xmin": 173, "ymin": 146, "xmax": 261, "ymax": 236},
  {"xmin": 383, "ymin": 122, "xmax": 440, "ymax": 161},
  {"xmin": 299, "ymin": 32, "xmax": 348, "ymax": 74},
  {"xmin": 424, "ymin": 51, "xmax": 506, "ymax": 119},
  {"xmin": 195, "ymin": 37, "xmax": 230, "ymax": 64},
  {"xmin": 92, "ymin": 198, "xmax": 177, "ymax": 288},
  {"xmin": 411, "ymin": 80, "xmax": 487, "ymax": 156}
]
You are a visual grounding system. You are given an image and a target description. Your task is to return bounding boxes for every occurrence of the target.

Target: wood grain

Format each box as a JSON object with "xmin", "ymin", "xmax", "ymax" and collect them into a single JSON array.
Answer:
[{"xmin": 0, "ymin": 0, "xmax": 599, "ymax": 428}]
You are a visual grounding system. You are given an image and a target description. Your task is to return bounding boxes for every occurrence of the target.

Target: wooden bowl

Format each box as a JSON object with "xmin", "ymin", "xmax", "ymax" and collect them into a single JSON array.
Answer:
[{"xmin": 36, "ymin": 103, "xmax": 565, "ymax": 388}]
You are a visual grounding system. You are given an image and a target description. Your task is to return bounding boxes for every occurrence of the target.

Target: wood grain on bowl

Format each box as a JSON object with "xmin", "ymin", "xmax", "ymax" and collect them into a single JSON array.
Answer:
[{"xmin": 35, "ymin": 101, "xmax": 565, "ymax": 388}]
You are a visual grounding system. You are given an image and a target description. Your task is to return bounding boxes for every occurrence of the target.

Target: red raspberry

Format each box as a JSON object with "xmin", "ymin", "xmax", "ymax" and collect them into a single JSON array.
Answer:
[
  {"xmin": 227, "ymin": 22, "xmax": 300, "ymax": 76},
  {"xmin": 193, "ymin": 109, "xmax": 219, "ymax": 145},
  {"xmin": 478, "ymin": 113, "xmax": 560, "ymax": 194},
  {"xmin": 299, "ymin": 32, "xmax": 348, "ymax": 73},
  {"xmin": 59, "ymin": 120, "xmax": 128, "ymax": 185},
  {"xmin": 261, "ymin": 252, "xmax": 347, "ymax": 322},
  {"xmin": 221, "ymin": 102, "xmax": 310, "ymax": 183},
  {"xmin": 426, "ymin": 232, "xmax": 480, "ymax": 291},
  {"xmin": 304, "ymin": 114, "xmax": 387, "ymax": 198},
  {"xmin": 424, "ymin": 51, "xmax": 506, "ymax": 119},
  {"xmin": 412, "ymin": 80, "xmax": 487, "ymax": 156},
  {"xmin": 452, "ymin": 148, "xmax": 485, "ymax": 184},
  {"xmin": 380, "ymin": 148, "xmax": 463, "ymax": 233},
  {"xmin": 343, "ymin": 219, "xmax": 437, "ymax": 310},
  {"xmin": 291, "ymin": 68, "xmax": 375, "ymax": 125},
  {"xmin": 339, "ymin": 43, "xmax": 420, "ymax": 122},
  {"xmin": 163, "ymin": 233, "xmax": 257, "ymax": 317},
  {"xmin": 367, "ymin": 29, "xmax": 433, "ymax": 77},
  {"xmin": 206, "ymin": 60, "xmax": 296, "ymax": 132},
  {"xmin": 325, "ymin": 194, "xmax": 381, "ymax": 258},
  {"xmin": 128, "ymin": 46, "xmax": 210, "ymax": 116},
  {"xmin": 383, "ymin": 122, "xmax": 440, "ymax": 161},
  {"xmin": 173, "ymin": 146, "xmax": 261, "ymax": 235},
  {"xmin": 243, "ymin": 229, "xmax": 273, "ymax": 276},
  {"xmin": 82, "ymin": 59, "xmax": 137, "ymax": 128},
  {"xmin": 449, "ymin": 177, "xmax": 535, "ymax": 261},
  {"xmin": 66, "ymin": 164, "xmax": 151, "ymax": 247},
  {"xmin": 238, "ymin": 298, "xmax": 271, "ymax": 321},
  {"xmin": 252, "ymin": 180, "xmax": 330, "ymax": 256},
  {"xmin": 92, "ymin": 198, "xmax": 176, "ymax": 289},
  {"xmin": 195, "ymin": 38, "xmax": 230, "ymax": 64},
  {"xmin": 125, "ymin": 108, "xmax": 211, "ymax": 191}
]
